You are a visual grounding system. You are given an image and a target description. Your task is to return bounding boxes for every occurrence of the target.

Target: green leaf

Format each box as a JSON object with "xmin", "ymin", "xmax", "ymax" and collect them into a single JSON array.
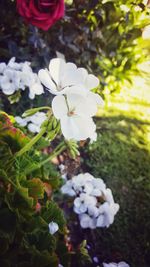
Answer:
[
  {"xmin": 31, "ymin": 249, "xmax": 58, "ymax": 267},
  {"xmin": 0, "ymin": 208, "xmax": 16, "ymax": 242},
  {"xmin": 76, "ymin": 240, "xmax": 92, "ymax": 265},
  {"xmin": 25, "ymin": 178, "xmax": 44, "ymax": 200},
  {"xmin": 17, "ymin": 186, "xmax": 34, "ymax": 208},
  {"xmin": 27, "ymin": 230, "xmax": 56, "ymax": 253},
  {"xmin": 42, "ymin": 201, "xmax": 66, "ymax": 232}
]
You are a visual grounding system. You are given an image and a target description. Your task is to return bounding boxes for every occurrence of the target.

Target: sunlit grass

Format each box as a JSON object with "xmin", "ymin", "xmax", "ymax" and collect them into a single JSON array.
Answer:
[{"xmin": 84, "ymin": 68, "xmax": 150, "ymax": 266}]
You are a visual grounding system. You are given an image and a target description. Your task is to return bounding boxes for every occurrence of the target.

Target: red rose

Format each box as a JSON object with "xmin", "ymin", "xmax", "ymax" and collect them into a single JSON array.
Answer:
[{"xmin": 16, "ymin": 0, "xmax": 65, "ymax": 31}]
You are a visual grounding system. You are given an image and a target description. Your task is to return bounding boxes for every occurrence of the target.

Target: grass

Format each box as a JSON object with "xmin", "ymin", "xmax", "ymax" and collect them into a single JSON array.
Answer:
[{"xmin": 82, "ymin": 75, "xmax": 150, "ymax": 267}]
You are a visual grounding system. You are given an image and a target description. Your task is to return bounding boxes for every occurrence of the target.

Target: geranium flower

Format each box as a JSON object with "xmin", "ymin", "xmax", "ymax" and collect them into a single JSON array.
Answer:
[
  {"xmin": 79, "ymin": 213, "xmax": 96, "ymax": 229},
  {"xmin": 15, "ymin": 112, "xmax": 46, "ymax": 133},
  {"xmin": 61, "ymin": 173, "xmax": 119, "ymax": 229},
  {"xmin": 96, "ymin": 201, "xmax": 119, "ymax": 228},
  {"xmin": 19, "ymin": 63, "xmax": 44, "ymax": 99},
  {"xmin": 0, "ymin": 58, "xmax": 44, "ymax": 99},
  {"xmin": 74, "ymin": 193, "xmax": 97, "ymax": 214},
  {"xmin": 52, "ymin": 93, "xmax": 97, "ymax": 140},
  {"xmin": 0, "ymin": 69, "xmax": 20, "ymax": 95},
  {"xmin": 61, "ymin": 180, "xmax": 76, "ymax": 197},
  {"xmin": 38, "ymin": 58, "xmax": 100, "ymax": 96}
]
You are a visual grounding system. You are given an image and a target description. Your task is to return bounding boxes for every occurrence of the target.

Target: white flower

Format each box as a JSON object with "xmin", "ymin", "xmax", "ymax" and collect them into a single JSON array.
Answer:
[
  {"xmin": 97, "ymin": 201, "xmax": 119, "ymax": 228},
  {"xmin": 74, "ymin": 193, "xmax": 97, "ymax": 214},
  {"xmin": 79, "ymin": 213, "xmax": 96, "ymax": 229},
  {"xmin": 88, "ymin": 205, "xmax": 99, "ymax": 218},
  {"xmin": 90, "ymin": 178, "xmax": 106, "ymax": 197},
  {"xmin": 103, "ymin": 262, "xmax": 130, "ymax": 267},
  {"xmin": 61, "ymin": 180, "xmax": 76, "ymax": 197},
  {"xmin": 72, "ymin": 173, "xmax": 93, "ymax": 193},
  {"xmin": 7, "ymin": 57, "xmax": 24, "ymax": 71},
  {"xmin": 48, "ymin": 221, "xmax": 59, "ymax": 235},
  {"xmin": 15, "ymin": 116, "xmax": 28, "ymax": 127},
  {"xmin": 38, "ymin": 58, "xmax": 96, "ymax": 96},
  {"xmin": 52, "ymin": 93, "xmax": 97, "ymax": 140},
  {"xmin": 0, "ymin": 63, "xmax": 7, "ymax": 75},
  {"xmin": 20, "ymin": 63, "xmax": 44, "ymax": 99},
  {"xmin": 15, "ymin": 112, "xmax": 46, "ymax": 133},
  {"xmin": 0, "ymin": 69, "xmax": 20, "ymax": 95},
  {"xmin": 0, "ymin": 58, "xmax": 43, "ymax": 99},
  {"xmin": 61, "ymin": 173, "xmax": 119, "ymax": 229}
]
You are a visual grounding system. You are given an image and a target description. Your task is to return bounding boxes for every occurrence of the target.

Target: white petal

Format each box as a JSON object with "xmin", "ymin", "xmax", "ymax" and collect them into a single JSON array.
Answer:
[
  {"xmin": 60, "ymin": 116, "xmax": 96, "ymax": 141},
  {"xmin": 38, "ymin": 69, "xmax": 56, "ymax": 93},
  {"xmin": 118, "ymin": 262, "xmax": 130, "ymax": 267},
  {"xmin": 103, "ymin": 189, "xmax": 114, "ymax": 204},
  {"xmin": 84, "ymin": 92, "xmax": 103, "ymax": 116},
  {"xmin": 74, "ymin": 197, "xmax": 81, "ymax": 208},
  {"xmin": 62, "ymin": 84, "xmax": 87, "ymax": 96},
  {"xmin": 103, "ymin": 263, "xmax": 117, "ymax": 267},
  {"xmin": 96, "ymin": 214, "xmax": 106, "ymax": 227},
  {"xmin": 79, "ymin": 214, "xmax": 90, "ymax": 228},
  {"xmin": 0, "ymin": 76, "xmax": 16, "ymax": 95},
  {"xmin": 61, "ymin": 68, "xmax": 83, "ymax": 88},
  {"xmin": 29, "ymin": 82, "xmax": 44, "ymax": 99},
  {"xmin": 89, "ymin": 218, "xmax": 97, "ymax": 229},
  {"xmin": 48, "ymin": 221, "xmax": 59, "ymax": 235},
  {"xmin": 15, "ymin": 116, "xmax": 27, "ymax": 127},
  {"xmin": 49, "ymin": 58, "xmax": 66, "ymax": 86},
  {"xmin": 89, "ymin": 92, "xmax": 104, "ymax": 106},
  {"xmin": 85, "ymin": 74, "xmax": 99, "ymax": 90},
  {"xmin": 65, "ymin": 62, "xmax": 77, "ymax": 72},
  {"xmin": 76, "ymin": 68, "xmax": 88, "ymax": 82},
  {"xmin": 28, "ymin": 123, "xmax": 40, "ymax": 133},
  {"xmin": 52, "ymin": 95, "xmax": 68, "ymax": 119},
  {"xmin": 0, "ymin": 63, "xmax": 7, "ymax": 74}
]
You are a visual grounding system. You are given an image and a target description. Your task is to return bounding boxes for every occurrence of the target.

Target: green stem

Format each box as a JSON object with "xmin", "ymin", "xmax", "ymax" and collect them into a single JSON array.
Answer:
[
  {"xmin": 39, "ymin": 144, "xmax": 66, "ymax": 167},
  {"xmin": 25, "ymin": 142, "xmax": 66, "ymax": 175},
  {"xmin": 15, "ymin": 127, "xmax": 46, "ymax": 157}
]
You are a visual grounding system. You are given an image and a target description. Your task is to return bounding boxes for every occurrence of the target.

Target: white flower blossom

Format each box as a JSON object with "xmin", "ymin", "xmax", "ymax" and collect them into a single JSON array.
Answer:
[
  {"xmin": 61, "ymin": 173, "xmax": 119, "ymax": 229},
  {"xmin": 0, "ymin": 58, "xmax": 44, "ymax": 99},
  {"xmin": 39, "ymin": 58, "xmax": 104, "ymax": 142},
  {"xmin": 74, "ymin": 193, "xmax": 97, "ymax": 214},
  {"xmin": 0, "ymin": 68, "xmax": 20, "ymax": 95},
  {"xmin": 38, "ymin": 58, "xmax": 100, "ymax": 96},
  {"xmin": 61, "ymin": 180, "xmax": 76, "ymax": 197},
  {"xmin": 48, "ymin": 221, "xmax": 59, "ymax": 235},
  {"xmin": 103, "ymin": 262, "xmax": 130, "ymax": 267},
  {"xmin": 15, "ymin": 112, "xmax": 47, "ymax": 133},
  {"xmin": 52, "ymin": 93, "xmax": 98, "ymax": 140},
  {"xmin": 79, "ymin": 213, "xmax": 96, "ymax": 229}
]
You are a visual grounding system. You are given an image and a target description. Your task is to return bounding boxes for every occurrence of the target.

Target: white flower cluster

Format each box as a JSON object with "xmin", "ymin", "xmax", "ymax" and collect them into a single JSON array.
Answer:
[
  {"xmin": 38, "ymin": 58, "xmax": 104, "ymax": 141},
  {"xmin": 0, "ymin": 57, "xmax": 43, "ymax": 99},
  {"xmin": 61, "ymin": 173, "xmax": 119, "ymax": 229},
  {"xmin": 15, "ymin": 112, "xmax": 46, "ymax": 133},
  {"xmin": 103, "ymin": 262, "xmax": 130, "ymax": 267}
]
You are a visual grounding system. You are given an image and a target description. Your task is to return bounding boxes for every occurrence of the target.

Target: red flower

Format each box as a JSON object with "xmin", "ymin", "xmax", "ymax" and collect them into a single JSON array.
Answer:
[{"xmin": 16, "ymin": 0, "xmax": 65, "ymax": 31}]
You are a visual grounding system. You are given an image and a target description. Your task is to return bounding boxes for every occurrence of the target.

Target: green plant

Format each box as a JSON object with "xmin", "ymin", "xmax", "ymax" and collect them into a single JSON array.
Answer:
[{"xmin": 0, "ymin": 112, "xmax": 69, "ymax": 267}]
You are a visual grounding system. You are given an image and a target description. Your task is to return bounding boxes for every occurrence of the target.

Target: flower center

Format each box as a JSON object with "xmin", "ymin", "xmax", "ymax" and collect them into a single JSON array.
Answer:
[{"xmin": 67, "ymin": 109, "xmax": 75, "ymax": 117}]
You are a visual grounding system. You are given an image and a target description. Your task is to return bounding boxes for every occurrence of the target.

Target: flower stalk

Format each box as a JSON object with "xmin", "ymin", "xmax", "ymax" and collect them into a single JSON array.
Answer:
[{"xmin": 15, "ymin": 126, "xmax": 47, "ymax": 157}]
